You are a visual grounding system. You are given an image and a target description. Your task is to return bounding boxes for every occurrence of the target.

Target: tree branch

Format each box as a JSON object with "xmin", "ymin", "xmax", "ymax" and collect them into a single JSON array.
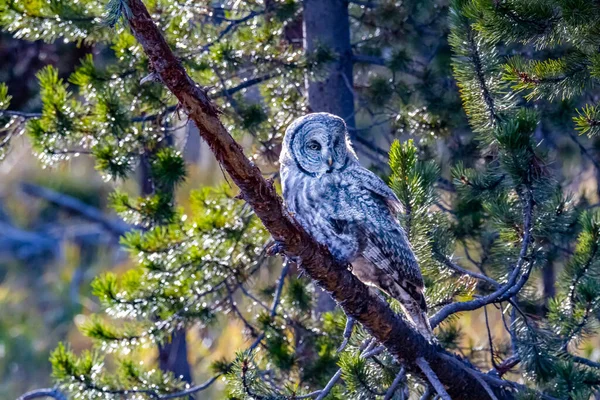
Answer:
[
  {"xmin": 20, "ymin": 182, "xmax": 130, "ymax": 236},
  {"xmin": 416, "ymin": 357, "xmax": 451, "ymax": 400},
  {"xmin": 439, "ymin": 254, "xmax": 500, "ymax": 287},
  {"xmin": 121, "ymin": 1, "xmax": 514, "ymax": 398},
  {"xmin": 17, "ymin": 388, "xmax": 67, "ymax": 400},
  {"xmin": 383, "ymin": 366, "xmax": 406, "ymax": 400},
  {"xmin": 430, "ymin": 194, "xmax": 534, "ymax": 328}
]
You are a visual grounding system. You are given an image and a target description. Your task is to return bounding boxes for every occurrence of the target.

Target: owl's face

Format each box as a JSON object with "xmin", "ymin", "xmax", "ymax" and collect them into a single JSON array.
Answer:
[{"xmin": 282, "ymin": 113, "xmax": 356, "ymax": 176}]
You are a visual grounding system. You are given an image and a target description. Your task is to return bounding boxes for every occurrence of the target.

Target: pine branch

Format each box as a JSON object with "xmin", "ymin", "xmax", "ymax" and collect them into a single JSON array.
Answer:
[
  {"xmin": 383, "ymin": 367, "xmax": 406, "ymax": 400},
  {"xmin": 430, "ymin": 194, "xmax": 534, "ymax": 328},
  {"xmin": 301, "ymin": 339, "xmax": 382, "ymax": 400},
  {"xmin": 314, "ymin": 369, "xmax": 343, "ymax": 400},
  {"xmin": 17, "ymin": 388, "xmax": 67, "ymax": 400},
  {"xmin": 0, "ymin": 72, "xmax": 278, "ymax": 124},
  {"xmin": 119, "ymin": 1, "xmax": 515, "ymax": 398},
  {"xmin": 156, "ymin": 376, "xmax": 220, "ymax": 399},
  {"xmin": 466, "ymin": 25, "xmax": 499, "ymax": 126},
  {"xmin": 441, "ymin": 354, "xmax": 561, "ymax": 400},
  {"xmin": 184, "ymin": 10, "xmax": 265, "ymax": 57},
  {"xmin": 416, "ymin": 357, "xmax": 451, "ymax": 400},
  {"xmin": 439, "ymin": 254, "xmax": 500, "ymax": 287},
  {"xmin": 570, "ymin": 354, "xmax": 600, "ymax": 370},
  {"xmin": 20, "ymin": 182, "xmax": 131, "ymax": 236}
]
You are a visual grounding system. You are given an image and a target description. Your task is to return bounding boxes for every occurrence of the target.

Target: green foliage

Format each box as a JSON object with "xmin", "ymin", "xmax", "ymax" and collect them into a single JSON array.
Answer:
[
  {"xmin": 0, "ymin": 82, "xmax": 13, "ymax": 161},
  {"xmin": 574, "ymin": 104, "xmax": 600, "ymax": 137},
  {"xmin": 503, "ymin": 54, "xmax": 593, "ymax": 101},
  {"xmin": 0, "ymin": 0, "xmax": 107, "ymax": 44},
  {"xmin": 449, "ymin": 0, "xmax": 513, "ymax": 136},
  {"xmin": 389, "ymin": 139, "xmax": 477, "ymax": 315},
  {"xmin": 103, "ymin": 0, "xmax": 131, "ymax": 28},
  {"xmin": 51, "ymin": 343, "xmax": 189, "ymax": 399}
]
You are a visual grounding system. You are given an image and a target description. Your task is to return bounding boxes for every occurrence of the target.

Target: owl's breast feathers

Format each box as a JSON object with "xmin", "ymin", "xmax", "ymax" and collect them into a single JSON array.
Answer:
[{"xmin": 280, "ymin": 163, "xmax": 423, "ymax": 290}]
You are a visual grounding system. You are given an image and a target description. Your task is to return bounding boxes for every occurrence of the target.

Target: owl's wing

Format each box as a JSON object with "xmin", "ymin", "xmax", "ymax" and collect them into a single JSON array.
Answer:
[
  {"xmin": 350, "ymin": 168, "xmax": 403, "ymax": 215},
  {"xmin": 359, "ymin": 224, "xmax": 425, "ymax": 291},
  {"xmin": 351, "ymin": 167, "xmax": 425, "ymax": 293}
]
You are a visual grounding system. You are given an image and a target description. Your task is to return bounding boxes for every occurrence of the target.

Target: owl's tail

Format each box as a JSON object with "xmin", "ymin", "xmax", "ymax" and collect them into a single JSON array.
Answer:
[
  {"xmin": 396, "ymin": 285, "xmax": 435, "ymax": 342},
  {"xmin": 406, "ymin": 306, "xmax": 434, "ymax": 342}
]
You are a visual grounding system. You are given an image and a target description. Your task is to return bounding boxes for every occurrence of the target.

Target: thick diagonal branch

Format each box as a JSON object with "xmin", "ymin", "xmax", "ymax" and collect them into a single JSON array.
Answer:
[{"xmin": 122, "ymin": 1, "xmax": 513, "ymax": 398}]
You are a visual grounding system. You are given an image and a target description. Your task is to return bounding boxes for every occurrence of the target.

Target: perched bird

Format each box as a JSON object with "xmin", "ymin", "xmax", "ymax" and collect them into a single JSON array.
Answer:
[{"xmin": 279, "ymin": 112, "xmax": 433, "ymax": 340}]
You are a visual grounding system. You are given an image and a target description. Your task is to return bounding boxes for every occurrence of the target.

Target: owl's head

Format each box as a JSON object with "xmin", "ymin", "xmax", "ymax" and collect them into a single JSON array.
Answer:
[{"xmin": 280, "ymin": 113, "xmax": 358, "ymax": 176}]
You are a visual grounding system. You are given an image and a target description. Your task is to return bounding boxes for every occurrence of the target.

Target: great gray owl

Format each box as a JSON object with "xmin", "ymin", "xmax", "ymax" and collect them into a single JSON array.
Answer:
[{"xmin": 279, "ymin": 112, "xmax": 433, "ymax": 340}]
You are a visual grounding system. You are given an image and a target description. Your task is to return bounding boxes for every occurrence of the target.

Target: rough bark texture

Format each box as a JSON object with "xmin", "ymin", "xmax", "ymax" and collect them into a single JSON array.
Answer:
[
  {"xmin": 303, "ymin": 0, "xmax": 356, "ymax": 131},
  {"xmin": 124, "ymin": 1, "xmax": 513, "ymax": 398}
]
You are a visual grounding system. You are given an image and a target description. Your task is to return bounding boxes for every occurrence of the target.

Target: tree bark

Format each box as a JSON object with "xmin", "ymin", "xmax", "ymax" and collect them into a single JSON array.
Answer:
[
  {"xmin": 303, "ymin": 0, "xmax": 356, "ymax": 131},
  {"xmin": 122, "ymin": 1, "xmax": 514, "ymax": 398}
]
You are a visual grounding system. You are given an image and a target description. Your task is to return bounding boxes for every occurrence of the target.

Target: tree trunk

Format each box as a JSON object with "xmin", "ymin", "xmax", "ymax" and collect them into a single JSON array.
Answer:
[
  {"xmin": 303, "ymin": 0, "xmax": 356, "ymax": 132},
  {"xmin": 158, "ymin": 330, "xmax": 192, "ymax": 382},
  {"xmin": 542, "ymin": 259, "xmax": 555, "ymax": 306}
]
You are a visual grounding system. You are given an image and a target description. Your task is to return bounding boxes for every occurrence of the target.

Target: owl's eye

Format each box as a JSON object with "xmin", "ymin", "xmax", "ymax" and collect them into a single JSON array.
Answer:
[{"xmin": 307, "ymin": 140, "xmax": 321, "ymax": 151}]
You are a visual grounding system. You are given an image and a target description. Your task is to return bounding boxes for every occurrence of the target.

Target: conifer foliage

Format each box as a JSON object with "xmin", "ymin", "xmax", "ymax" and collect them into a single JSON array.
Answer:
[{"xmin": 2, "ymin": 0, "xmax": 600, "ymax": 399}]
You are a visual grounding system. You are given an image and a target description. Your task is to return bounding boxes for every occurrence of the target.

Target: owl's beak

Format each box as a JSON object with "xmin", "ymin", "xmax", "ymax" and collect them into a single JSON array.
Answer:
[{"xmin": 327, "ymin": 156, "xmax": 334, "ymax": 167}]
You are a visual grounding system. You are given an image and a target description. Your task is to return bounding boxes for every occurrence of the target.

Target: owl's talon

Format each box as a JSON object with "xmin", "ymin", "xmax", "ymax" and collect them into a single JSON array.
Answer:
[{"xmin": 267, "ymin": 240, "xmax": 285, "ymax": 256}]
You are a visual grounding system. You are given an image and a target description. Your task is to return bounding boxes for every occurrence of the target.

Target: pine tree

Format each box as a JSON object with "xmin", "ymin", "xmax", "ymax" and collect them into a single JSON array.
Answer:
[{"xmin": 3, "ymin": 0, "xmax": 600, "ymax": 399}]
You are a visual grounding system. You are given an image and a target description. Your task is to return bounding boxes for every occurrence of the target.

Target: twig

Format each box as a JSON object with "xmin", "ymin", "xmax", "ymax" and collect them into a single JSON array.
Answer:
[
  {"xmin": 416, "ymin": 357, "xmax": 451, "ymax": 400},
  {"xmin": 158, "ymin": 376, "xmax": 220, "ymax": 399},
  {"xmin": 20, "ymin": 182, "xmax": 130, "ymax": 236},
  {"xmin": 484, "ymin": 305, "xmax": 499, "ymax": 370},
  {"xmin": 271, "ymin": 262, "xmax": 289, "ymax": 318},
  {"xmin": 246, "ymin": 262, "xmax": 289, "ymax": 354},
  {"xmin": 440, "ymin": 255, "xmax": 499, "ymax": 287},
  {"xmin": 384, "ymin": 367, "xmax": 406, "ymax": 400},
  {"xmin": 0, "ymin": 110, "xmax": 41, "ymax": 119},
  {"xmin": 570, "ymin": 354, "xmax": 600, "ymax": 369},
  {"xmin": 567, "ymin": 131, "xmax": 600, "ymax": 171},
  {"xmin": 419, "ymin": 386, "xmax": 433, "ymax": 400},
  {"xmin": 337, "ymin": 316, "xmax": 355, "ymax": 353},
  {"xmin": 488, "ymin": 355, "xmax": 520, "ymax": 377},
  {"xmin": 17, "ymin": 388, "xmax": 67, "ymax": 400},
  {"xmin": 312, "ymin": 338, "xmax": 378, "ymax": 400},
  {"xmin": 463, "ymin": 367, "xmax": 499, "ymax": 400},
  {"xmin": 430, "ymin": 195, "xmax": 534, "ymax": 328},
  {"xmin": 315, "ymin": 369, "xmax": 343, "ymax": 400}
]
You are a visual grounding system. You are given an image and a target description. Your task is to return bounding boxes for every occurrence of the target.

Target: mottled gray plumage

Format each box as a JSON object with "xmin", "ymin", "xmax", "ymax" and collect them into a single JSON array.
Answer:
[{"xmin": 279, "ymin": 112, "xmax": 433, "ymax": 339}]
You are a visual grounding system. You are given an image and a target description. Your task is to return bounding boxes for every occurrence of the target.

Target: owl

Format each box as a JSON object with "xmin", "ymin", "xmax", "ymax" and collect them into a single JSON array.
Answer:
[{"xmin": 279, "ymin": 112, "xmax": 433, "ymax": 340}]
